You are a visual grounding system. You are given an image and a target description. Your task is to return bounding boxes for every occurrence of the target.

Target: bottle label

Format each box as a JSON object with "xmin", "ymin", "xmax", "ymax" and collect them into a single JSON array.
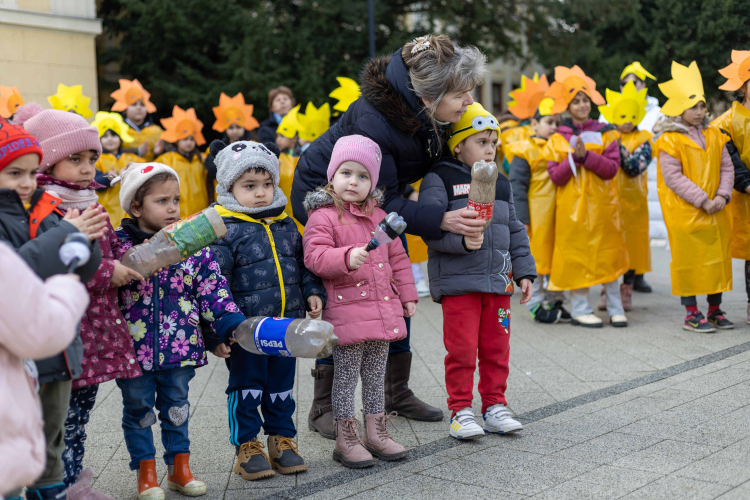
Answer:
[
  {"xmin": 467, "ymin": 199, "xmax": 494, "ymax": 221},
  {"xmin": 165, "ymin": 212, "xmax": 220, "ymax": 259},
  {"xmin": 253, "ymin": 317, "xmax": 293, "ymax": 357}
]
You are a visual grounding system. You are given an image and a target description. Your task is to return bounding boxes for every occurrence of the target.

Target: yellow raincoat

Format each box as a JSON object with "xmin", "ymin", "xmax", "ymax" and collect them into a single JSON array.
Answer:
[
  {"xmin": 541, "ymin": 130, "xmax": 629, "ymax": 290},
  {"xmin": 506, "ymin": 137, "xmax": 555, "ymax": 275},
  {"xmin": 155, "ymin": 151, "xmax": 208, "ymax": 219},
  {"xmin": 404, "ymin": 180, "xmax": 428, "ymax": 264},
  {"xmin": 656, "ymin": 127, "xmax": 732, "ymax": 296},
  {"xmin": 616, "ymin": 130, "xmax": 653, "ymax": 274},
  {"xmin": 127, "ymin": 124, "xmax": 164, "ymax": 161},
  {"xmin": 498, "ymin": 124, "xmax": 533, "ymax": 177},
  {"xmin": 95, "ymin": 152, "xmax": 145, "ymax": 228},
  {"xmin": 278, "ymin": 152, "xmax": 305, "ymax": 234},
  {"xmin": 712, "ymin": 101, "xmax": 750, "ymax": 260}
]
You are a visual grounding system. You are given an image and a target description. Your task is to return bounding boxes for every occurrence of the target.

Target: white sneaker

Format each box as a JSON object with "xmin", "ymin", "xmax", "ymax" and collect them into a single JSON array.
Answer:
[
  {"xmin": 483, "ymin": 404, "xmax": 523, "ymax": 434},
  {"xmin": 415, "ymin": 278, "xmax": 430, "ymax": 298},
  {"xmin": 571, "ymin": 313, "xmax": 603, "ymax": 328},
  {"xmin": 449, "ymin": 408, "xmax": 485, "ymax": 439}
]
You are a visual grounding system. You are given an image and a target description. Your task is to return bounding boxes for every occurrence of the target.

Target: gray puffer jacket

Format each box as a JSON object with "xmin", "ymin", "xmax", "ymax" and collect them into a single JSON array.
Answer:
[{"xmin": 418, "ymin": 158, "xmax": 536, "ymax": 302}]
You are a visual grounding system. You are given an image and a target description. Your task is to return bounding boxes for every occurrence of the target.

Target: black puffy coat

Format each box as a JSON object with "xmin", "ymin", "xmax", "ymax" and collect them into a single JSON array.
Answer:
[
  {"xmin": 291, "ymin": 50, "xmax": 447, "ymax": 240},
  {"xmin": 257, "ymin": 115, "xmax": 280, "ymax": 145}
]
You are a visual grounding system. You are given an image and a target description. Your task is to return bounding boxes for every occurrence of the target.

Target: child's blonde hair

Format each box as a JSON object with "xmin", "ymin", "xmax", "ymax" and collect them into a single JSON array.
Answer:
[{"xmin": 320, "ymin": 182, "xmax": 382, "ymax": 220}]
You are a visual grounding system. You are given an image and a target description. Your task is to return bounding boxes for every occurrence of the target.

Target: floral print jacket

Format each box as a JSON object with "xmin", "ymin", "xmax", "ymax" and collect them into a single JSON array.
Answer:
[{"xmin": 116, "ymin": 220, "xmax": 246, "ymax": 372}]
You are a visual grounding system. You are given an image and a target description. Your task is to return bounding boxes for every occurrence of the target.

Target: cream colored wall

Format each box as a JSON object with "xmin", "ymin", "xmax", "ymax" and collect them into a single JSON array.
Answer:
[{"xmin": 0, "ymin": 0, "xmax": 101, "ymax": 117}]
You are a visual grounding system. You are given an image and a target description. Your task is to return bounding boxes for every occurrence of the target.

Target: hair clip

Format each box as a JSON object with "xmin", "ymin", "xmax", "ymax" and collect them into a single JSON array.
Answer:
[{"xmin": 410, "ymin": 36, "xmax": 432, "ymax": 55}]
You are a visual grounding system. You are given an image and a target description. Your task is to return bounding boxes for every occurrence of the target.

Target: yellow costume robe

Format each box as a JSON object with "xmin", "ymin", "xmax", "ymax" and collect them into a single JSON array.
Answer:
[
  {"xmin": 127, "ymin": 123, "xmax": 164, "ymax": 161},
  {"xmin": 95, "ymin": 152, "xmax": 145, "ymax": 228},
  {"xmin": 155, "ymin": 151, "xmax": 208, "ymax": 219}
]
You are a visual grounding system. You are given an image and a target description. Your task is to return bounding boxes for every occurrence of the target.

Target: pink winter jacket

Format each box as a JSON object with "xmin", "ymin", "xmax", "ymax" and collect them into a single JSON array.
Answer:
[
  {"xmin": 302, "ymin": 190, "xmax": 419, "ymax": 346},
  {"xmin": 658, "ymin": 120, "xmax": 734, "ymax": 208},
  {"xmin": 547, "ymin": 119, "xmax": 621, "ymax": 186},
  {"xmin": 0, "ymin": 242, "xmax": 89, "ymax": 496}
]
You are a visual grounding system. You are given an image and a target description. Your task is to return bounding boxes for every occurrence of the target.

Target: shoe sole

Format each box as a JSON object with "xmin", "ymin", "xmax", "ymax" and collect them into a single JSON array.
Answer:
[
  {"xmin": 571, "ymin": 319, "xmax": 603, "ymax": 328},
  {"xmin": 682, "ymin": 325, "xmax": 717, "ymax": 334},
  {"xmin": 167, "ymin": 481, "xmax": 206, "ymax": 496},
  {"xmin": 484, "ymin": 425, "xmax": 523, "ymax": 434},
  {"xmin": 308, "ymin": 419, "xmax": 336, "ymax": 440},
  {"xmin": 365, "ymin": 446, "xmax": 408, "ymax": 461},
  {"xmin": 234, "ymin": 461, "xmax": 275, "ymax": 480},
  {"xmin": 558, "ymin": 317, "xmax": 572, "ymax": 323},
  {"xmin": 709, "ymin": 323, "xmax": 735, "ymax": 330},
  {"xmin": 610, "ymin": 321, "xmax": 628, "ymax": 328},
  {"xmin": 271, "ymin": 462, "xmax": 308, "ymax": 474},
  {"xmin": 332, "ymin": 450, "xmax": 374, "ymax": 468},
  {"xmin": 137, "ymin": 487, "xmax": 165, "ymax": 500},
  {"xmin": 385, "ymin": 408, "xmax": 444, "ymax": 422},
  {"xmin": 449, "ymin": 429, "xmax": 485, "ymax": 440}
]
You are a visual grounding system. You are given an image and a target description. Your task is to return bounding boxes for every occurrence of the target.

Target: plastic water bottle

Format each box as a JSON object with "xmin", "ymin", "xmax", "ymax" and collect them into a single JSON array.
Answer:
[
  {"xmin": 121, "ymin": 207, "xmax": 227, "ymax": 276},
  {"xmin": 467, "ymin": 160, "xmax": 498, "ymax": 230},
  {"xmin": 365, "ymin": 212, "xmax": 407, "ymax": 252},
  {"xmin": 233, "ymin": 317, "xmax": 339, "ymax": 358}
]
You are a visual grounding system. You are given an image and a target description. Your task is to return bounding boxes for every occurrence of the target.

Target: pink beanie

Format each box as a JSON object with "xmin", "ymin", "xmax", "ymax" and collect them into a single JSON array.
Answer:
[
  {"xmin": 327, "ymin": 135, "xmax": 382, "ymax": 193},
  {"xmin": 14, "ymin": 102, "xmax": 101, "ymax": 173}
]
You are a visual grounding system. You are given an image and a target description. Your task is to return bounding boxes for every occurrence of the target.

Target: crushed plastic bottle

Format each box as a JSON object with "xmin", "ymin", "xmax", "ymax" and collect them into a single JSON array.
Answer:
[
  {"xmin": 121, "ymin": 207, "xmax": 227, "ymax": 276},
  {"xmin": 365, "ymin": 212, "xmax": 407, "ymax": 252},
  {"xmin": 233, "ymin": 317, "xmax": 339, "ymax": 358},
  {"xmin": 467, "ymin": 160, "xmax": 498, "ymax": 230}
]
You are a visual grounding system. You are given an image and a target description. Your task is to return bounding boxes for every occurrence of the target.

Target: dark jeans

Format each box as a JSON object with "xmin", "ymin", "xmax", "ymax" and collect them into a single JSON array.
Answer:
[
  {"xmin": 317, "ymin": 233, "xmax": 412, "ymax": 366},
  {"xmin": 680, "ymin": 293, "xmax": 722, "ymax": 307},
  {"xmin": 116, "ymin": 366, "xmax": 195, "ymax": 470}
]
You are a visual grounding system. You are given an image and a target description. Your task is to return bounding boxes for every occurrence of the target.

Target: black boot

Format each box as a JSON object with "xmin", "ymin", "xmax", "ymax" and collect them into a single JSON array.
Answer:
[
  {"xmin": 633, "ymin": 274, "xmax": 652, "ymax": 293},
  {"xmin": 384, "ymin": 352, "xmax": 443, "ymax": 421},
  {"xmin": 307, "ymin": 363, "xmax": 335, "ymax": 440}
]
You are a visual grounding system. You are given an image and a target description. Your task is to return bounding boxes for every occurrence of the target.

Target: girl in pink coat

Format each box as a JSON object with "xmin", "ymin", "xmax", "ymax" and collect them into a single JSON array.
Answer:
[{"xmin": 303, "ymin": 135, "xmax": 418, "ymax": 469}]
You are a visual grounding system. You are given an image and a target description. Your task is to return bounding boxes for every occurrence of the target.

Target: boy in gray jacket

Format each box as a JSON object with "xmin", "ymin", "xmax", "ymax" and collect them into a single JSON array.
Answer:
[{"xmin": 418, "ymin": 103, "xmax": 536, "ymax": 440}]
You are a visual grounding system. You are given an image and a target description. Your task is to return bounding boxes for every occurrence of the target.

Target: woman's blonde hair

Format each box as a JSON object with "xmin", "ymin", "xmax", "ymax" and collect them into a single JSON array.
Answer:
[{"xmin": 320, "ymin": 182, "xmax": 382, "ymax": 220}]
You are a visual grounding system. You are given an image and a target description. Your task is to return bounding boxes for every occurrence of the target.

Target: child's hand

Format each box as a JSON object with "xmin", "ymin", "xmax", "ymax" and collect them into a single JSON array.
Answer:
[
  {"xmin": 307, "ymin": 295, "xmax": 323, "ymax": 319},
  {"xmin": 349, "ymin": 246, "xmax": 369, "ymax": 270},
  {"xmin": 573, "ymin": 138, "xmax": 586, "ymax": 159},
  {"xmin": 110, "ymin": 260, "xmax": 145, "ymax": 287},
  {"xmin": 403, "ymin": 301, "xmax": 417, "ymax": 317},
  {"xmin": 519, "ymin": 279, "xmax": 533, "ymax": 304},
  {"xmin": 524, "ymin": 224, "xmax": 530, "ymax": 234},
  {"xmin": 212, "ymin": 344, "xmax": 231, "ymax": 359},
  {"xmin": 153, "ymin": 139, "xmax": 166, "ymax": 156},
  {"xmin": 464, "ymin": 232, "xmax": 484, "ymax": 250},
  {"xmin": 701, "ymin": 198, "xmax": 717, "ymax": 214},
  {"xmin": 138, "ymin": 140, "xmax": 150, "ymax": 157},
  {"xmin": 713, "ymin": 195, "xmax": 727, "ymax": 212},
  {"xmin": 64, "ymin": 204, "xmax": 109, "ymax": 241}
]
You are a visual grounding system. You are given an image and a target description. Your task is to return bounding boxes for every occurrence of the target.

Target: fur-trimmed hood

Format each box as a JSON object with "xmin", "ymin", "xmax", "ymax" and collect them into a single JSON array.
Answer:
[
  {"xmin": 303, "ymin": 187, "xmax": 385, "ymax": 213},
  {"xmin": 653, "ymin": 116, "xmax": 711, "ymax": 137}
]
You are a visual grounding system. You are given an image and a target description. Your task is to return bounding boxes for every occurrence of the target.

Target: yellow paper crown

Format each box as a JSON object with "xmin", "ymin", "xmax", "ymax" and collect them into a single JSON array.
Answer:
[
  {"xmin": 546, "ymin": 66, "xmax": 604, "ymax": 115},
  {"xmin": 0, "ymin": 85, "xmax": 24, "ymax": 118},
  {"xmin": 276, "ymin": 104, "xmax": 301, "ymax": 139},
  {"xmin": 47, "ymin": 84, "xmax": 93, "ymax": 118},
  {"xmin": 160, "ymin": 105, "xmax": 205, "ymax": 145},
  {"xmin": 598, "ymin": 81, "xmax": 648, "ymax": 126},
  {"xmin": 718, "ymin": 50, "xmax": 750, "ymax": 91},
  {"xmin": 212, "ymin": 92, "xmax": 259, "ymax": 133},
  {"xmin": 658, "ymin": 61, "xmax": 706, "ymax": 117},
  {"xmin": 329, "ymin": 77, "xmax": 361, "ymax": 113},
  {"xmin": 507, "ymin": 73, "xmax": 550, "ymax": 119},
  {"xmin": 110, "ymin": 79, "xmax": 157, "ymax": 113},
  {"xmin": 620, "ymin": 62, "xmax": 656, "ymax": 83},
  {"xmin": 448, "ymin": 102, "xmax": 498, "ymax": 154},
  {"xmin": 297, "ymin": 102, "xmax": 331, "ymax": 142},
  {"xmin": 90, "ymin": 111, "xmax": 134, "ymax": 143}
]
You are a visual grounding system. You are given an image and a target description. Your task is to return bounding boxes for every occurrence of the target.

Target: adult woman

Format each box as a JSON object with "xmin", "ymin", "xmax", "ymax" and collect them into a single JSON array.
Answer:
[
  {"xmin": 257, "ymin": 86, "xmax": 296, "ymax": 144},
  {"xmin": 291, "ymin": 34, "xmax": 487, "ymax": 437}
]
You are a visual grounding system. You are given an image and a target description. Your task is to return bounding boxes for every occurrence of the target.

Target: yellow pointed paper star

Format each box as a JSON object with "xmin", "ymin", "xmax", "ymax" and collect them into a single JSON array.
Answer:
[
  {"xmin": 658, "ymin": 61, "xmax": 705, "ymax": 117},
  {"xmin": 620, "ymin": 62, "xmax": 656, "ymax": 82},
  {"xmin": 276, "ymin": 104, "xmax": 301, "ymax": 139},
  {"xmin": 91, "ymin": 111, "xmax": 134, "ymax": 142},
  {"xmin": 297, "ymin": 102, "xmax": 331, "ymax": 142},
  {"xmin": 0, "ymin": 85, "xmax": 24, "ymax": 118},
  {"xmin": 508, "ymin": 73, "xmax": 550, "ymax": 119},
  {"xmin": 47, "ymin": 83, "xmax": 93, "ymax": 118},
  {"xmin": 598, "ymin": 81, "xmax": 648, "ymax": 126},
  {"xmin": 329, "ymin": 77, "xmax": 361, "ymax": 113}
]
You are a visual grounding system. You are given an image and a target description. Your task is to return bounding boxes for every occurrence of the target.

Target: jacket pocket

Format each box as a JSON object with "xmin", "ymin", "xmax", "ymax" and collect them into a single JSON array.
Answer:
[
  {"xmin": 333, "ymin": 280, "xmax": 370, "ymax": 303},
  {"xmin": 389, "ymin": 279, "xmax": 401, "ymax": 297}
]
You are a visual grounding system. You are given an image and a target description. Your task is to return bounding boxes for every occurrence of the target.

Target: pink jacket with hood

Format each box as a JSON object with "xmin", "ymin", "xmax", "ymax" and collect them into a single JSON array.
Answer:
[
  {"xmin": 0, "ymin": 242, "xmax": 89, "ymax": 495},
  {"xmin": 302, "ymin": 189, "xmax": 418, "ymax": 345}
]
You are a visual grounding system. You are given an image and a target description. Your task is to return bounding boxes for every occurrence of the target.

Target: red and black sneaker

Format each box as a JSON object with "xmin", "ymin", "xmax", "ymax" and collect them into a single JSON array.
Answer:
[
  {"xmin": 683, "ymin": 311, "xmax": 717, "ymax": 333},
  {"xmin": 707, "ymin": 309, "xmax": 734, "ymax": 330}
]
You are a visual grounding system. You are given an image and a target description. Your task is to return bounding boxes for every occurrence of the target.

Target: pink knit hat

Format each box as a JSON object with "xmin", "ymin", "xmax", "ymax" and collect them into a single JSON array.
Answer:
[
  {"xmin": 327, "ymin": 135, "xmax": 382, "ymax": 193},
  {"xmin": 14, "ymin": 102, "xmax": 101, "ymax": 173}
]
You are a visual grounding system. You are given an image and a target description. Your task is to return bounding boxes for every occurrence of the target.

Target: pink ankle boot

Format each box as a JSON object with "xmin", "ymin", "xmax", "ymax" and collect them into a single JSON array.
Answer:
[
  {"xmin": 333, "ymin": 418, "xmax": 373, "ymax": 469},
  {"xmin": 362, "ymin": 411, "xmax": 407, "ymax": 461},
  {"xmin": 66, "ymin": 468, "xmax": 115, "ymax": 500}
]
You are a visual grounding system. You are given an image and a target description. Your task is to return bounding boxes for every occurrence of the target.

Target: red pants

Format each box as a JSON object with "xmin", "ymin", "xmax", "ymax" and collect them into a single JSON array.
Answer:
[{"xmin": 442, "ymin": 293, "xmax": 510, "ymax": 415}]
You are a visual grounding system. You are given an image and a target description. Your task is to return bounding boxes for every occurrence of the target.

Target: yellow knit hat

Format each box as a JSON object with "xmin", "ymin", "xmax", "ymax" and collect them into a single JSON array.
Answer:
[{"xmin": 447, "ymin": 102, "xmax": 499, "ymax": 155}]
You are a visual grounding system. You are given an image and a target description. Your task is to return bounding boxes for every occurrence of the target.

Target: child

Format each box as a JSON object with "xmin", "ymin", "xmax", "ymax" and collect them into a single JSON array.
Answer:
[
  {"xmin": 303, "ymin": 135, "xmax": 418, "ymax": 468},
  {"xmin": 508, "ymin": 103, "xmax": 567, "ymax": 324},
  {"xmin": 116, "ymin": 163, "xmax": 246, "ymax": 500},
  {"xmin": 91, "ymin": 111, "xmax": 146, "ymax": 227},
  {"xmin": 2, "ymin": 108, "xmax": 107, "ymax": 500},
  {"xmin": 598, "ymin": 82, "xmax": 653, "ymax": 311},
  {"xmin": 111, "ymin": 79, "xmax": 164, "ymax": 161},
  {"xmin": 501, "ymin": 74, "xmax": 549, "ymax": 175},
  {"xmin": 258, "ymin": 86, "xmax": 296, "ymax": 145},
  {"xmin": 713, "ymin": 49, "xmax": 750, "ymax": 324},
  {"xmin": 419, "ymin": 103, "xmax": 535, "ymax": 439},
  {"xmin": 156, "ymin": 105, "xmax": 209, "ymax": 218},
  {"xmin": 542, "ymin": 66, "xmax": 629, "ymax": 328},
  {"xmin": 656, "ymin": 61, "xmax": 734, "ymax": 332},
  {"xmin": 208, "ymin": 139, "xmax": 325, "ymax": 480}
]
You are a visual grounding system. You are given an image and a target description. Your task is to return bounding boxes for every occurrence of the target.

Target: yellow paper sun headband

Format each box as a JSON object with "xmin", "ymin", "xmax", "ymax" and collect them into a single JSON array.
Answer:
[
  {"xmin": 91, "ymin": 111, "xmax": 134, "ymax": 143},
  {"xmin": 160, "ymin": 105, "xmax": 205, "ymax": 146},
  {"xmin": 448, "ymin": 102, "xmax": 498, "ymax": 154},
  {"xmin": 212, "ymin": 92, "xmax": 259, "ymax": 133},
  {"xmin": 297, "ymin": 102, "xmax": 331, "ymax": 142},
  {"xmin": 329, "ymin": 77, "xmax": 361, "ymax": 113},
  {"xmin": 276, "ymin": 104, "xmax": 301, "ymax": 139},
  {"xmin": 48, "ymin": 84, "xmax": 93, "ymax": 118},
  {"xmin": 598, "ymin": 81, "xmax": 648, "ymax": 126},
  {"xmin": 620, "ymin": 62, "xmax": 655, "ymax": 83},
  {"xmin": 719, "ymin": 50, "xmax": 750, "ymax": 91},
  {"xmin": 508, "ymin": 73, "xmax": 551, "ymax": 120},
  {"xmin": 0, "ymin": 85, "xmax": 24, "ymax": 118},
  {"xmin": 658, "ymin": 61, "xmax": 706, "ymax": 117},
  {"xmin": 546, "ymin": 66, "xmax": 604, "ymax": 115},
  {"xmin": 110, "ymin": 79, "xmax": 157, "ymax": 113}
]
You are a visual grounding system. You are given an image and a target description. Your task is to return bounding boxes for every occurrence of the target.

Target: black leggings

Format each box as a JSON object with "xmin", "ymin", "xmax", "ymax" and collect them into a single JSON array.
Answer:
[{"xmin": 680, "ymin": 294, "xmax": 722, "ymax": 307}]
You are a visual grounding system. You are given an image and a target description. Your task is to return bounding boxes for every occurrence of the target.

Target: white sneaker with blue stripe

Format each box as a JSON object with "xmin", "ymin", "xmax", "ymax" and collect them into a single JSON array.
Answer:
[
  {"xmin": 483, "ymin": 404, "xmax": 523, "ymax": 433},
  {"xmin": 449, "ymin": 408, "xmax": 485, "ymax": 439}
]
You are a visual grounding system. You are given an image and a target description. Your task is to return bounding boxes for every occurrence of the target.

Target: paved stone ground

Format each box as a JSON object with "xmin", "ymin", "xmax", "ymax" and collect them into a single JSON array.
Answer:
[{"xmin": 83, "ymin": 247, "xmax": 750, "ymax": 499}]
